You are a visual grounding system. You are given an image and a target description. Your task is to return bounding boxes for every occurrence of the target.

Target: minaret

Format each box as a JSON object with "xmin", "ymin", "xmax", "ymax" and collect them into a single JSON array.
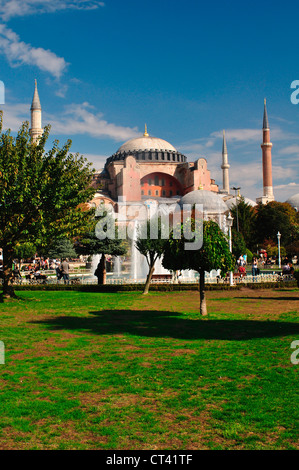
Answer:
[
  {"xmin": 221, "ymin": 130, "xmax": 230, "ymax": 193},
  {"xmin": 29, "ymin": 79, "xmax": 43, "ymax": 143},
  {"xmin": 256, "ymin": 99, "xmax": 275, "ymax": 204}
]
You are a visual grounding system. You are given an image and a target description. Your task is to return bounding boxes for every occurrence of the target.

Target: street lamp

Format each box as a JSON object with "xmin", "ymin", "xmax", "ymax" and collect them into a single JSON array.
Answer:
[
  {"xmin": 227, "ymin": 212, "xmax": 234, "ymax": 286},
  {"xmin": 277, "ymin": 231, "xmax": 281, "ymax": 269},
  {"xmin": 231, "ymin": 186, "xmax": 241, "ymax": 232}
]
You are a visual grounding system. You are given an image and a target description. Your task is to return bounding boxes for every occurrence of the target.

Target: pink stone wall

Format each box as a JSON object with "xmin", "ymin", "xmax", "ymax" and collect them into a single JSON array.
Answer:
[{"xmin": 100, "ymin": 155, "xmax": 218, "ymax": 201}]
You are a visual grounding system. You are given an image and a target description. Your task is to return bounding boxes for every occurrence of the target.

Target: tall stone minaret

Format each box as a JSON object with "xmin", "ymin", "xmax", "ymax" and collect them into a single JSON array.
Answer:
[
  {"xmin": 221, "ymin": 129, "xmax": 230, "ymax": 193},
  {"xmin": 29, "ymin": 79, "xmax": 43, "ymax": 143},
  {"xmin": 256, "ymin": 99, "xmax": 275, "ymax": 204}
]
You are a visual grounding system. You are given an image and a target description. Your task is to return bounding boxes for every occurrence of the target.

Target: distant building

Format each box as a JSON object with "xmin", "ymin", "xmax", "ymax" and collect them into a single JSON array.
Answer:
[
  {"xmin": 28, "ymin": 81, "xmax": 299, "ymax": 215},
  {"xmin": 91, "ymin": 124, "xmax": 219, "ymax": 206}
]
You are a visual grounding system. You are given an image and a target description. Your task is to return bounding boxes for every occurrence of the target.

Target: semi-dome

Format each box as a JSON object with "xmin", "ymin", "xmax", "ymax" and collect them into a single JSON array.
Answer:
[
  {"xmin": 105, "ymin": 127, "xmax": 187, "ymax": 165},
  {"xmin": 286, "ymin": 193, "xmax": 299, "ymax": 211},
  {"xmin": 179, "ymin": 190, "xmax": 228, "ymax": 214},
  {"xmin": 225, "ymin": 196, "xmax": 257, "ymax": 209}
]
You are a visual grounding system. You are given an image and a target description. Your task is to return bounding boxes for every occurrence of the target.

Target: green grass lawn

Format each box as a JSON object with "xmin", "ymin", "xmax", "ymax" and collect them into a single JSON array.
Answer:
[{"xmin": 0, "ymin": 288, "xmax": 298, "ymax": 450}]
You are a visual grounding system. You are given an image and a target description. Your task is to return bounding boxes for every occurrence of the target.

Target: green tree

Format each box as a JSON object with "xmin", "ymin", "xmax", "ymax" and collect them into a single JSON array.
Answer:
[
  {"xmin": 230, "ymin": 197, "xmax": 256, "ymax": 249},
  {"xmin": 45, "ymin": 238, "xmax": 77, "ymax": 260},
  {"xmin": 285, "ymin": 240, "xmax": 299, "ymax": 258},
  {"xmin": 232, "ymin": 228, "xmax": 247, "ymax": 260},
  {"xmin": 135, "ymin": 217, "xmax": 167, "ymax": 294},
  {"xmin": 13, "ymin": 242, "xmax": 37, "ymax": 264},
  {"xmin": 255, "ymin": 202, "xmax": 297, "ymax": 247},
  {"xmin": 75, "ymin": 225, "xmax": 127, "ymax": 285},
  {"xmin": 0, "ymin": 112, "xmax": 95, "ymax": 299},
  {"xmin": 245, "ymin": 248, "xmax": 253, "ymax": 264},
  {"xmin": 162, "ymin": 220, "xmax": 234, "ymax": 316}
]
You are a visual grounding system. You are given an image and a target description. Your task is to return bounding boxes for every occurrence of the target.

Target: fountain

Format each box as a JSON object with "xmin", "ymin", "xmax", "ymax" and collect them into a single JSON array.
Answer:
[
  {"xmin": 114, "ymin": 256, "xmax": 121, "ymax": 277},
  {"xmin": 130, "ymin": 220, "xmax": 148, "ymax": 281}
]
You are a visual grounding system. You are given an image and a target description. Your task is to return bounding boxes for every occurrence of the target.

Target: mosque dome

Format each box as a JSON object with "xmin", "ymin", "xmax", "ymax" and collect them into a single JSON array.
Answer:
[
  {"xmin": 106, "ymin": 126, "xmax": 187, "ymax": 165},
  {"xmin": 118, "ymin": 135, "xmax": 177, "ymax": 153},
  {"xmin": 179, "ymin": 190, "xmax": 228, "ymax": 214},
  {"xmin": 225, "ymin": 196, "xmax": 257, "ymax": 209},
  {"xmin": 286, "ymin": 193, "xmax": 299, "ymax": 211}
]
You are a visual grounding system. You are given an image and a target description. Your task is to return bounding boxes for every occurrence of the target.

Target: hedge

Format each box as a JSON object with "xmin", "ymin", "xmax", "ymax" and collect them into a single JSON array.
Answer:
[{"xmin": 2, "ymin": 280, "xmax": 297, "ymax": 293}]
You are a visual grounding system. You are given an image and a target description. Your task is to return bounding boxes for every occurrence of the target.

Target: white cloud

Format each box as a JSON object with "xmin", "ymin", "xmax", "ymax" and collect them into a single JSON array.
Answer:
[
  {"xmin": 45, "ymin": 102, "xmax": 140, "ymax": 141},
  {"xmin": 279, "ymin": 145, "xmax": 299, "ymax": 155},
  {"xmin": 211, "ymin": 127, "xmax": 298, "ymax": 145},
  {"xmin": 272, "ymin": 166, "xmax": 295, "ymax": 181},
  {"xmin": 273, "ymin": 183, "xmax": 299, "ymax": 203},
  {"xmin": 0, "ymin": 102, "xmax": 29, "ymax": 130},
  {"xmin": 178, "ymin": 142, "xmax": 205, "ymax": 153},
  {"xmin": 211, "ymin": 128, "xmax": 261, "ymax": 142},
  {"xmin": 82, "ymin": 153, "xmax": 108, "ymax": 169},
  {"xmin": 0, "ymin": 1, "xmax": 105, "ymax": 77},
  {"xmin": 274, "ymin": 182, "xmax": 299, "ymax": 190},
  {"xmin": 0, "ymin": 0, "xmax": 105, "ymax": 21},
  {"xmin": 0, "ymin": 24, "xmax": 68, "ymax": 78},
  {"xmin": 1, "ymin": 100, "xmax": 140, "ymax": 143}
]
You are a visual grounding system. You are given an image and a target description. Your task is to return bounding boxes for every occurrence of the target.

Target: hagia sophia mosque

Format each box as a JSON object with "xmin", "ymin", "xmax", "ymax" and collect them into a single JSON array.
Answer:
[{"xmin": 29, "ymin": 81, "xmax": 299, "ymax": 223}]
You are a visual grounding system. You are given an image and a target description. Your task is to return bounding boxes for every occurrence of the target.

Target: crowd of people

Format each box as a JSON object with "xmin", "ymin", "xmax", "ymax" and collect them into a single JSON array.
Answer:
[
  {"xmin": 0, "ymin": 257, "xmax": 72, "ymax": 284},
  {"xmin": 236, "ymin": 253, "xmax": 295, "ymax": 278}
]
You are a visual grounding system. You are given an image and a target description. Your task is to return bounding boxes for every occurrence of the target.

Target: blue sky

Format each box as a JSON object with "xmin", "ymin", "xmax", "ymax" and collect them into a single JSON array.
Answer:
[{"xmin": 0, "ymin": 0, "xmax": 298, "ymax": 202}]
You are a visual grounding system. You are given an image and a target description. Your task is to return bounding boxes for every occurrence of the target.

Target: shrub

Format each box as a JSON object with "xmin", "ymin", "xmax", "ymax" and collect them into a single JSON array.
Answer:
[{"xmin": 245, "ymin": 249, "xmax": 253, "ymax": 263}]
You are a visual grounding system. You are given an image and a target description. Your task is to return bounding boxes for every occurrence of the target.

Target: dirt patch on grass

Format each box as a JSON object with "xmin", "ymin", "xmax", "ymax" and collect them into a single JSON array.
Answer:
[
  {"xmin": 170, "ymin": 348, "xmax": 197, "ymax": 356},
  {"xmin": 132, "ymin": 289, "xmax": 299, "ymax": 319},
  {"xmin": 0, "ymin": 419, "xmax": 109, "ymax": 450}
]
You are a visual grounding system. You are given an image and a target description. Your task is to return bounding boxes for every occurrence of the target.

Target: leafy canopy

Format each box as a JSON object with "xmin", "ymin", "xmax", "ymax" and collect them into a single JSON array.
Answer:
[
  {"xmin": 135, "ymin": 216, "xmax": 167, "ymax": 267},
  {"xmin": 0, "ymin": 112, "xmax": 95, "ymax": 253},
  {"xmin": 45, "ymin": 238, "xmax": 77, "ymax": 260},
  {"xmin": 163, "ymin": 219, "xmax": 234, "ymax": 276}
]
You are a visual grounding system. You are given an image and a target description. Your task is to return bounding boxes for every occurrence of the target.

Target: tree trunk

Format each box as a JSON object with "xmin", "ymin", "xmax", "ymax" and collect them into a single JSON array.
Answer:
[
  {"xmin": 199, "ymin": 269, "xmax": 207, "ymax": 316},
  {"xmin": 2, "ymin": 247, "xmax": 17, "ymax": 300},
  {"xmin": 98, "ymin": 253, "xmax": 106, "ymax": 285},
  {"xmin": 143, "ymin": 264, "xmax": 155, "ymax": 295}
]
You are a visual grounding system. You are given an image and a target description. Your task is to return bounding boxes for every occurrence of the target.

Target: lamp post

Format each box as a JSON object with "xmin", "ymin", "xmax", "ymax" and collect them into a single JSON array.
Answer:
[
  {"xmin": 277, "ymin": 231, "xmax": 281, "ymax": 269},
  {"xmin": 231, "ymin": 186, "xmax": 241, "ymax": 232},
  {"xmin": 227, "ymin": 213, "xmax": 234, "ymax": 286}
]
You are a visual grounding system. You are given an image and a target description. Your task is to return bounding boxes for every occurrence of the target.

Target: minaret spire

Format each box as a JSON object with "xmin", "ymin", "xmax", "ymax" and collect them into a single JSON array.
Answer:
[
  {"xmin": 263, "ymin": 98, "xmax": 269, "ymax": 129},
  {"xmin": 256, "ymin": 99, "xmax": 275, "ymax": 204},
  {"xmin": 221, "ymin": 129, "xmax": 230, "ymax": 193},
  {"xmin": 29, "ymin": 79, "xmax": 43, "ymax": 143}
]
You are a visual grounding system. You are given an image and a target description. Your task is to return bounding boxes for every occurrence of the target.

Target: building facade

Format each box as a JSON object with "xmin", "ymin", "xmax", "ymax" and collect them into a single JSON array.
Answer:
[{"xmin": 92, "ymin": 126, "xmax": 219, "ymax": 204}]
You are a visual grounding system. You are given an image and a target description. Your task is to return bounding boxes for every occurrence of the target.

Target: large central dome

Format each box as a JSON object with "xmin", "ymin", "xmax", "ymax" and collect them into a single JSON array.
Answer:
[
  {"xmin": 106, "ymin": 126, "xmax": 187, "ymax": 165},
  {"xmin": 117, "ymin": 135, "xmax": 177, "ymax": 153}
]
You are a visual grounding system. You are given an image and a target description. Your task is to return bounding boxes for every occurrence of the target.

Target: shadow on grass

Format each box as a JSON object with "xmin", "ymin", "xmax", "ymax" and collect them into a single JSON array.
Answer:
[{"xmin": 31, "ymin": 310, "xmax": 299, "ymax": 341}]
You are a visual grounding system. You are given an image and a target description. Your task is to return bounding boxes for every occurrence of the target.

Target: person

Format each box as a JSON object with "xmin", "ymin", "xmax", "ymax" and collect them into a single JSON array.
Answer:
[
  {"xmin": 55, "ymin": 261, "xmax": 62, "ymax": 281},
  {"xmin": 252, "ymin": 257, "xmax": 258, "ymax": 277},
  {"xmin": 60, "ymin": 259, "xmax": 70, "ymax": 284},
  {"xmin": 238, "ymin": 264, "xmax": 246, "ymax": 277},
  {"xmin": 94, "ymin": 261, "xmax": 101, "ymax": 285},
  {"xmin": 283, "ymin": 262, "xmax": 294, "ymax": 275},
  {"xmin": 13, "ymin": 265, "xmax": 22, "ymax": 283},
  {"xmin": 238, "ymin": 255, "xmax": 245, "ymax": 267}
]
